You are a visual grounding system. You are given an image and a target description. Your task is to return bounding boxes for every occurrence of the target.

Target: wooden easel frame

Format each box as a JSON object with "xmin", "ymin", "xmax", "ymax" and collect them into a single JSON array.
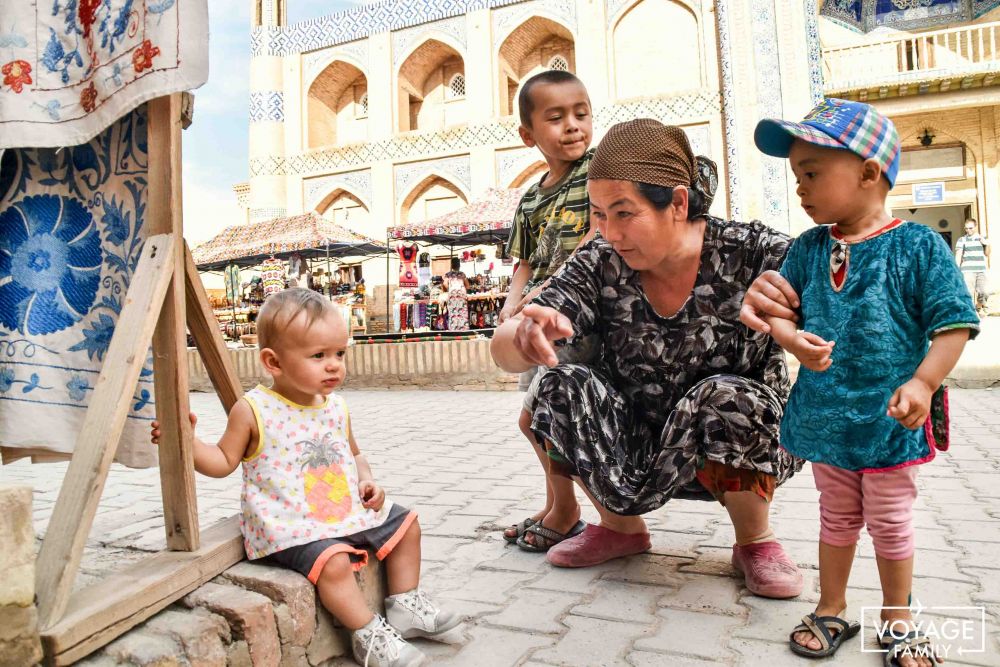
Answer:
[{"xmin": 33, "ymin": 95, "xmax": 247, "ymax": 665}]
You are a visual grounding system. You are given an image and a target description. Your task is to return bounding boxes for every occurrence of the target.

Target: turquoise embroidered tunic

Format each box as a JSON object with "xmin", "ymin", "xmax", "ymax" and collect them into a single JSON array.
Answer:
[{"xmin": 779, "ymin": 222, "xmax": 979, "ymax": 471}]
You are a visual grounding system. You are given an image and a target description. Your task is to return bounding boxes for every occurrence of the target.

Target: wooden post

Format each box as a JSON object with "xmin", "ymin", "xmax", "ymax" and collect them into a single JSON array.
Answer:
[
  {"xmin": 149, "ymin": 94, "xmax": 200, "ymax": 552},
  {"xmin": 28, "ymin": 94, "xmax": 253, "ymax": 661},
  {"xmin": 35, "ymin": 234, "xmax": 178, "ymax": 630},
  {"xmin": 183, "ymin": 244, "xmax": 243, "ymax": 413}
]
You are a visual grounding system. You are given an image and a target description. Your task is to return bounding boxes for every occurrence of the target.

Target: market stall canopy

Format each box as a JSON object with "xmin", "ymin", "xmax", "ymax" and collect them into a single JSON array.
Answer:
[
  {"xmin": 387, "ymin": 187, "xmax": 527, "ymax": 245},
  {"xmin": 192, "ymin": 212, "xmax": 386, "ymax": 270},
  {"xmin": 820, "ymin": 0, "xmax": 1000, "ymax": 33}
]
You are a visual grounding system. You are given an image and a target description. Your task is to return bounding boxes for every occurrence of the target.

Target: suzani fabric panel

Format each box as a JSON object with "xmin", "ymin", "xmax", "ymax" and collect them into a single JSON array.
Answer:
[
  {"xmin": 0, "ymin": 106, "xmax": 157, "ymax": 467},
  {"xmin": 0, "ymin": 0, "xmax": 207, "ymax": 149}
]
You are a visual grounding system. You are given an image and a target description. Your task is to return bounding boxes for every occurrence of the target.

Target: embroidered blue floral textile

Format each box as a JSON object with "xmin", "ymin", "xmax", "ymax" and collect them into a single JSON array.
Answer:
[
  {"xmin": 0, "ymin": 106, "xmax": 157, "ymax": 467},
  {"xmin": 0, "ymin": 195, "xmax": 103, "ymax": 335},
  {"xmin": 779, "ymin": 222, "xmax": 979, "ymax": 471}
]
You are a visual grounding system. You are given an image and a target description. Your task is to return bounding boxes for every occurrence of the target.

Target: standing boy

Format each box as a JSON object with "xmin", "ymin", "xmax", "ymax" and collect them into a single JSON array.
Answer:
[{"xmin": 498, "ymin": 70, "xmax": 597, "ymax": 550}]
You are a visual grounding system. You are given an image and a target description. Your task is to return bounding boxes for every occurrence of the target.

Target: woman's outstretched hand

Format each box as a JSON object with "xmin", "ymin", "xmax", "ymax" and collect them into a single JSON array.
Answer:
[
  {"xmin": 740, "ymin": 270, "xmax": 800, "ymax": 334},
  {"xmin": 513, "ymin": 304, "xmax": 574, "ymax": 368}
]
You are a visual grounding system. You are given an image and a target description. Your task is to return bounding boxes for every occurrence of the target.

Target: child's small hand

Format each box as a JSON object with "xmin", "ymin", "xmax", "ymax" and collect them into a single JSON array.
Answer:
[
  {"xmin": 789, "ymin": 331, "xmax": 835, "ymax": 372},
  {"xmin": 498, "ymin": 302, "xmax": 517, "ymax": 324},
  {"xmin": 359, "ymin": 480, "xmax": 385, "ymax": 511},
  {"xmin": 887, "ymin": 378, "xmax": 933, "ymax": 430},
  {"xmin": 150, "ymin": 412, "xmax": 197, "ymax": 445}
]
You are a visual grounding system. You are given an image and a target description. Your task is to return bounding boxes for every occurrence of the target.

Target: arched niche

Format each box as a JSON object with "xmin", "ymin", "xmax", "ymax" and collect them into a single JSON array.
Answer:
[
  {"xmin": 612, "ymin": 0, "xmax": 701, "ymax": 100},
  {"xmin": 497, "ymin": 16, "xmax": 576, "ymax": 117},
  {"xmin": 307, "ymin": 60, "xmax": 368, "ymax": 149},
  {"xmin": 397, "ymin": 39, "xmax": 467, "ymax": 132},
  {"xmin": 509, "ymin": 161, "xmax": 548, "ymax": 188},
  {"xmin": 399, "ymin": 174, "xmax": 469, "ymax": 225},
  {"xmin": 316, "ymin": 189, "xmax": 370, "ymax": 230}
]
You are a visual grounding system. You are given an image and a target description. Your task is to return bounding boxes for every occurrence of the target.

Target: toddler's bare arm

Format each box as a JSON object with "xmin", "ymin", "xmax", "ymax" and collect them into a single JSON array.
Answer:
[
  {"xmin": 196, "ymin": 400, "xmax": 255, "ymax": 477},
  {"xmin": 150, "ymin": 400, "xmax": 254, "ymax": 477},
  {"xmin": 347, "ymin": 416, "xmax": 385, "ymax": 510}
]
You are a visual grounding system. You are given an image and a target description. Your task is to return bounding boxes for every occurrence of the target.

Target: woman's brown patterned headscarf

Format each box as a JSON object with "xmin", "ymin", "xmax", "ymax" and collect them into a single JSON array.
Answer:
[{"xmin": 589, "ymin": 118, "xmax": 718, "ymax": 218}]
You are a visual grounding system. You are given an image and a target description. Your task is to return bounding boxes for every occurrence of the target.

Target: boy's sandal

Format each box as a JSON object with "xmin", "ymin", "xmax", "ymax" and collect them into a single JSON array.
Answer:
[
  {"xmin": 880, "ymin": 630, "xmax": 939, "ymax": 667},
  {"xmin": 516, "ymin": 520, "xmax": 586, "ymax": 553},
  {"xmin": 502, "ymin": 517, "xmax": 536, "ymax": 544},
  {"xmin": 788, "ymin": 613, "xmax": 861, "ymax": 658}
]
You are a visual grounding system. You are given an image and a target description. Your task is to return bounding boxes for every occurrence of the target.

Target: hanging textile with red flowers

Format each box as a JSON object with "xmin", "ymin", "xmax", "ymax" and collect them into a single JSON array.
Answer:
[{"xmin": 0, "ymin": 0, "xmax": 207, "ymax": 149}]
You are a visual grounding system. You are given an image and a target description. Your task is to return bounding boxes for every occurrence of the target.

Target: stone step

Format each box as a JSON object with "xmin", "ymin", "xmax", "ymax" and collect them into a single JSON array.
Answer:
[{"xmin": 75, "ymin": 555, "xmax": 387, "ymax": 666}]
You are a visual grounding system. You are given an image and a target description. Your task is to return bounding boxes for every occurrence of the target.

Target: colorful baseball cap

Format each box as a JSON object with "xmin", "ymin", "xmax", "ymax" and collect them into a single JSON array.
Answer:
[{"xmin": 754, "ymin": 98, "xmax": 901, "ymax": 187}]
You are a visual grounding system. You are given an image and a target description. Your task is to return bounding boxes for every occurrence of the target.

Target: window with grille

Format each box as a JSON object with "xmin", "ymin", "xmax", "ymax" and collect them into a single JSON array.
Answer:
[
  {"xmin": 549, "ymin": 55, "xmax": 569, "ymax": 72},
  {"xmin": 356, "ymin": 91, "xmax": 368, "ymax": 118},
  {"xmin": 447, "ymin": 73, "xmax": 466, "ymax": 99}
]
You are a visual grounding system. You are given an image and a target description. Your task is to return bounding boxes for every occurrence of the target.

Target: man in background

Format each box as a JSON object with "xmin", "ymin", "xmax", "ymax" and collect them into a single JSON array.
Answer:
[{"xmin": 956, "ymin": 218, "xmax": 991, "ymax": 315}]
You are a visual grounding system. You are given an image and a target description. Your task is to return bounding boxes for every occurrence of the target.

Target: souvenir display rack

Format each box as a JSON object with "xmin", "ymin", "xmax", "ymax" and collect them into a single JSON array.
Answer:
[
  {"xmin": 353, "ymin": 330, "xmax": 487, "ymax": 344},
  {"xmin": 207, "ymin": 289, "xmax": 260, "ymax": 344},
  {"xmin": 204, "ymin": 266, "xmax": 370, "ymax": 343},
  {"xmin": 394, "ymin": 272, "xmax": 510, "ymax": 333},
  {"xmin": 385, "ymin": 187, "xmax": 523, "ymax": 336},
  {"xmin": 191, "ymin": 214, "xmax": 385, "ymax": 342}
]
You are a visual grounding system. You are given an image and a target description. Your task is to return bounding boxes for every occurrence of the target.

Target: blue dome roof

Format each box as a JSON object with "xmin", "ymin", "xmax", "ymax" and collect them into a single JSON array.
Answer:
[{"xmin": 821, "ymin": 0, "xmax": 1000, "ymax": 33}]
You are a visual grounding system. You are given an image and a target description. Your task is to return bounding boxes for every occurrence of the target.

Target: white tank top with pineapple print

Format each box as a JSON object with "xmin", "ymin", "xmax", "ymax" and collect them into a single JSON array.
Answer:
[{"xmin": 240, "ymin": 385, "xmax": 393, "ymax": 559}]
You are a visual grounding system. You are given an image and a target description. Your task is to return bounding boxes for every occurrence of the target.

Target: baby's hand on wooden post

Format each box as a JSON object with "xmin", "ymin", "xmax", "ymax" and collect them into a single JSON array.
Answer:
[
  {"xmin": 150, "ymin": 412, "xmax": 197, "ymax": 445},
  {"xmin": 887, "ymin": 378, "xmax": 933, "ymax": 430},
  {"xmin": 359, "ymin": 480, "xmax": 385, "ymax": 511}
]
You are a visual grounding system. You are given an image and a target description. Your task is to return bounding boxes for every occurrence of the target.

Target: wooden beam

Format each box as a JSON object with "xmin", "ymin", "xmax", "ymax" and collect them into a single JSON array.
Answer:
[
  {"xmin": 148, "ymin": 95, "xmax": 200, "ymax": 552},
  {"xmin": 41, "ymin": 516, "xmax": 244, "ymax": 666},
  {"xmin": 872, "ymin": 86, "xmax": 1000, "ymax": 115},
  {"xmin": 35, "ymin": 233, "xmax": 177, "ymax": 630},
  {"xmin": 183, "ymin": 244, "xmax": 243, "ymax": 414}
]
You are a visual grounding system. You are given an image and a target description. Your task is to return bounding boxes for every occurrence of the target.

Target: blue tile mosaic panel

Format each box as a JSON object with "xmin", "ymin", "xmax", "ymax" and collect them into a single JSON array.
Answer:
[{"xmin": 250, "ymin": 91, "xmax": 285, "ymax": 123}]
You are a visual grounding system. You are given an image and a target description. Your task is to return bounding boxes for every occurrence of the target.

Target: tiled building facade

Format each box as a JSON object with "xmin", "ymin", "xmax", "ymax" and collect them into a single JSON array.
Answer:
[
  {"xmin": 821, "ymin": 2, "xmax": 1000, "ymax": 261},
  {"xmin": 246, "ymin": 0, "xmax": 999, "ymax": 286}
]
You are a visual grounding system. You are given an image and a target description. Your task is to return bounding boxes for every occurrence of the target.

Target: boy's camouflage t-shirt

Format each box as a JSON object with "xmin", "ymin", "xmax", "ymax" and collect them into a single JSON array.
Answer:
[{"xmin": 505, "ymin": 149, "xmax": 593, "ymax": 294}]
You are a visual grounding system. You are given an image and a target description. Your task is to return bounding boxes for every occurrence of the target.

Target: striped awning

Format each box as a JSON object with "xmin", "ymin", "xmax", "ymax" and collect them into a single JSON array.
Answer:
[
  {"xmin": 192, "ymin": 212, "xmax": 385, "ymax": 270},
  {"xmin": 387, "ymin": 187, "xmax": 526, "ymax": 245}
]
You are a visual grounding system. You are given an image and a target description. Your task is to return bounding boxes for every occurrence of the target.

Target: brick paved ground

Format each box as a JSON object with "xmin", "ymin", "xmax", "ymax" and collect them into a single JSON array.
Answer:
[{"xmin": 4, "ymin": 388, "xmax": 1000, "ymax": 666}]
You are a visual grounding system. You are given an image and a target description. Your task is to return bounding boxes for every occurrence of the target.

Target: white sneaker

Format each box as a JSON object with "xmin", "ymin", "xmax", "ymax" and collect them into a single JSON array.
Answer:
[
  {"xmin": 351, "ymin": 615, "xmax": 426, "ymax": 667},
  {"xmin": 385, "ymin": 588, "xmax": 461, "ymax": 639}
]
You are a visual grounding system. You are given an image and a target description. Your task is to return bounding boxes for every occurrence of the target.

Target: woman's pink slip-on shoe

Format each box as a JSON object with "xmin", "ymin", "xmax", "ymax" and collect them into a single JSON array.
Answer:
[
  {"xmin": 546, "ymin": 524, "xmax": 651, "ymax": 568},
  {"xmin": 731, "ymin": 541, "xmax": 803, "ymax": 599}
]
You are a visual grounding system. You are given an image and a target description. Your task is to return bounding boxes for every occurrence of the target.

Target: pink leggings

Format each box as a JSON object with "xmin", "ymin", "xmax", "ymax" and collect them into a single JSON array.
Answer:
[{"xmin": 812, "ymin": 463, "xmax": 919, "ymax": 560}]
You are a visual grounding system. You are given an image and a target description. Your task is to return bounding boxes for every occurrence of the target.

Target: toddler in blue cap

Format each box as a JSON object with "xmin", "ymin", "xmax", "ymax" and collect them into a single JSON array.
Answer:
[{"xmin": 753, "ymin": 98, "xmax": 979, "ymax": 665}]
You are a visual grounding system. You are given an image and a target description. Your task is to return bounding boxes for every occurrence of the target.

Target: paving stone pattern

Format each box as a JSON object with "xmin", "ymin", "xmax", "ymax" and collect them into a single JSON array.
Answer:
[{"xmin": 3, "ymin": 389, "xmax": 1000, "ymax": 666}]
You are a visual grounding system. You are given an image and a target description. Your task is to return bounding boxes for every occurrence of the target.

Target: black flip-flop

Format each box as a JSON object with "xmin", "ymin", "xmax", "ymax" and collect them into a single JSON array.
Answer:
[
  {"xmin": 516, "ymin": 520, "xmax": 586, "ymax": 553},
  {"xmin": 502, "ymin": 517, "xmax": 536, "ymax": 544},
  {"xmin": 788, "ymin": 612, "xmax": 861, "ymax": 658}
]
